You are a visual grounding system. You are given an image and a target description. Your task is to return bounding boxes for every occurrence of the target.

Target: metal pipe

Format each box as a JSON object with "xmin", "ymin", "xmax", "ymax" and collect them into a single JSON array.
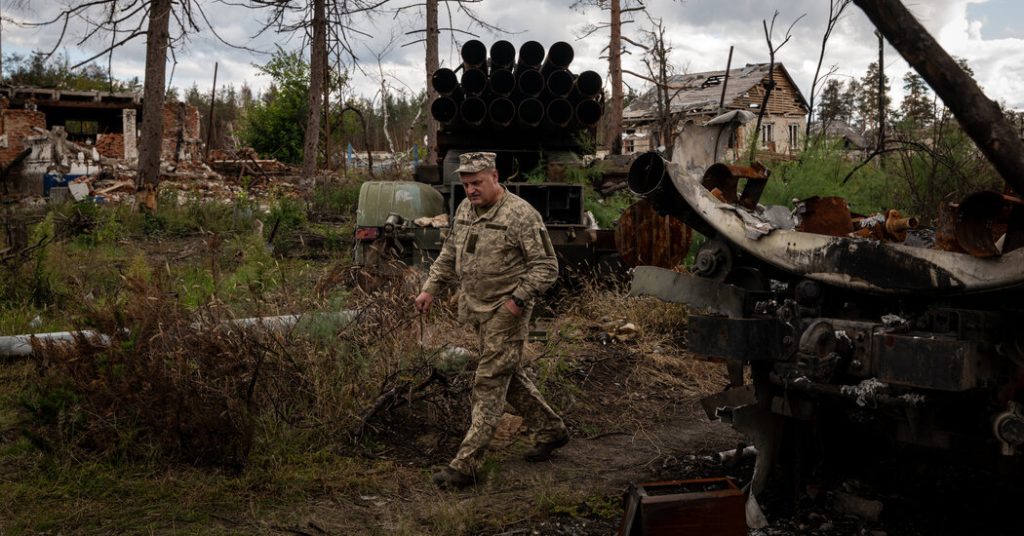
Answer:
[
  {"xmin": 431, "ymin": 68, "xmax": 459, "ymax": 95},
  {"xmin": 576, "ymin": 70, "xmax": 603, "ymax": 97},
  {"xmin": 489, "ymin": 68, "xmax": 515, "ymax": 97},
  {"xmin": 431, "ymin": 96, "xmax": 459, "ymax": 123},
  {"xmin": 575, "ymin": 98, "xmax": 603, "ymax": 127},
  {"xmin": 460, "ymin": 97, "xmax": 487, "ymax": 126},
  {"xmin": 0, "ymin": 311, "xmax": 362, "ymax": 358},
  {"xmin": 460, "ymin": 68, "xmax": 487, "ymax": 96},
  {"xmin": 488, "ymin": 97, "xmax": 516, "ymax": 127},
  {"xmin": 546, "ymin": 69, "xmax": 574, "ymax": 97},
  {"xmin": 516, "ymin": 41, "xmax": 545, "ymax": 73},
  {"xmin": 517, "ymin": 97, "xmax": 544, "ymax": 127},
  {"xmin": 489, "ymin": 40, "xmax": 516, "ymax": 70},
  {"xmin": 546, "ymin": 98, "xmax": 573, "ymax": 128},
  {"xmin": 0, "ymin": 331, "xmax": 111, "ymax": 357},
  {"xmin": 542, "ymin": 41, "xmax": 574, "ymax": 73},
  {"xmin": 461, "ymin": 39, "xmax": 488, "ymax": 71},
  {"xmin": 517, "ymin": 68, "xmax": 544, "ymax": 97}
]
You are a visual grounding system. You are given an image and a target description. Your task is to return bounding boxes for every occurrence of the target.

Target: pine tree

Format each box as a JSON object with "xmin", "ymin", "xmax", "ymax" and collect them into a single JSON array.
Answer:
[
  {"xmin": 842, "ymin": 79, "xmax": 862, "ymax": 126},
  {"xmin": 898, "ymin": 72, "xmax": 932, "ymax": 128},
  {"xmin": 857, "ymin": 61, "xmax": 892, "ymax": 133},
  {"xmin": 816, "ymin": 78, "xmax": 846, "ymax": 123}
]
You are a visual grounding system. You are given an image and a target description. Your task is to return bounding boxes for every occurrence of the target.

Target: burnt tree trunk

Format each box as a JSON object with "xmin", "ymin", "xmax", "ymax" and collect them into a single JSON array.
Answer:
[
  {"xmin": 136, "ymin": 0, "xmax": 172, "ymax": 196},
  {"xmin": 425, "ymin": 0, "xmax": 439, "ymax": 165},
  {"xmin": 854, "ymin": 0, "xmax": 1024, "ymax": 197},
  {"xmin": 607, "ymin": 0, "xmax": 623, "ymax": 155},
  {"xmin": 302, "ymin": 0, "xmax": 327, "ymax": 182}
]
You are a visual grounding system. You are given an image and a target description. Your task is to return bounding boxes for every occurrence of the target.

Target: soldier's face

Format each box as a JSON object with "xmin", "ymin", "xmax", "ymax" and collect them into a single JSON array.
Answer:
[{"xmin": 461, "ymin": 168, "xmax": 502, "ymax": 207}]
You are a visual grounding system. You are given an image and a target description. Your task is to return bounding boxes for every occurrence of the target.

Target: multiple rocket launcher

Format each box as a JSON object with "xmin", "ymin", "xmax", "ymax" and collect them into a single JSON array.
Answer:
[{"xmin": 429, "ymin": 40, "xmax": 605, "ymax": 131}]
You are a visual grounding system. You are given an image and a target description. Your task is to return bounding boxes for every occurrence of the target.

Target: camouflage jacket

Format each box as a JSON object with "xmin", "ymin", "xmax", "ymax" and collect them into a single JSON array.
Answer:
[{"xmin": 422, "ymin": 190, "xmax": 559, "ymax": 322}]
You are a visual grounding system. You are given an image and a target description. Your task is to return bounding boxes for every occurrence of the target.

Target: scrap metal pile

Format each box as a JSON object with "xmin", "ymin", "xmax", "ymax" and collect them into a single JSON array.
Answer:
[
  {"xmin": 627, "ymin": 151, "xmax": 1024, "ymax": 526},
  {"xmin": 696, "ymin": 162, "xmax": 1024, "ymax": 258},
  {"xmin": 430, "ymin": 40, "xmax": 604, "ymax": 132}
]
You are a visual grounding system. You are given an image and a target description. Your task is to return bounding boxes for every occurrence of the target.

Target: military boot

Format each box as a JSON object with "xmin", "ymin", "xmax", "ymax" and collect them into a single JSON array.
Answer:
[
  {"xmin": 523, "ymin": 433, "xmax": 570, "ymax": 462},
  {"xmin": 431, "ymin": 466, "xmax": 476, "ymax": 490}
]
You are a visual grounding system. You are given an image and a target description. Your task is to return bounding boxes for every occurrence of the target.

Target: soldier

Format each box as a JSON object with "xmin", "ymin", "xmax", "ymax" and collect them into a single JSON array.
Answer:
[{"xmin": 414, "ymin": 151, "xmax": 569, "ymax": 490}]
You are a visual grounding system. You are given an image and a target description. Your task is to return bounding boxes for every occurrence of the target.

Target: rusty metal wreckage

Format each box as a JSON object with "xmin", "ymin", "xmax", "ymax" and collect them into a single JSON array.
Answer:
[{"xmin": 624, "ymin": 0, "xmax": 1024, "ymax": 528}]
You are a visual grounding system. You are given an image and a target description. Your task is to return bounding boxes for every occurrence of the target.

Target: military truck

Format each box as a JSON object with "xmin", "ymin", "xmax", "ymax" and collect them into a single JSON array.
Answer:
[{"xmin": 353, "ymin": 40, "xmax": 620, "ymax": 273}]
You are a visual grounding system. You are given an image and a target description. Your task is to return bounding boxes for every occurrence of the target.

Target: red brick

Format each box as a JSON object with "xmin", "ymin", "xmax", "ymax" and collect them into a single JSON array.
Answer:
[{"xmin": 0, "ymin": 109, "xmax": 46, "ymax": 169}]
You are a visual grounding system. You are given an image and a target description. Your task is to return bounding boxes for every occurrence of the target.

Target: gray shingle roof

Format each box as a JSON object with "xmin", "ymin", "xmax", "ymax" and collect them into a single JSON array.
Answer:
[{"xmin": 623, "ymin": 63, "xmax": 807, "ymax": 121}]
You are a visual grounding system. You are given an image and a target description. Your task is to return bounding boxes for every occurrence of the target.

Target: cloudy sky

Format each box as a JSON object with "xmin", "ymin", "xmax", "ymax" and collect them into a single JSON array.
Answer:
[{"xmin": 2, "ymin": 0, "xmax": 1023, "ymax": 109}]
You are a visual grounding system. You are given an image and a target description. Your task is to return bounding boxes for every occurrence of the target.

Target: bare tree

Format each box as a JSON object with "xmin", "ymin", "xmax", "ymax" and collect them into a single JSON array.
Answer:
[
  {"xmin": 573, "ymin": 0, "xmax": 647, "ymax": 155},
  {"xmin": 621, "ymin": 14, "xmax": 687, "ymax": 158},
  {"xmin": 749, "ymin": 10, "xmax": 804, "ymax": 163},
  {"xmin": 804, "ymin": 0, "xmax": 851, "ymax": 149}
]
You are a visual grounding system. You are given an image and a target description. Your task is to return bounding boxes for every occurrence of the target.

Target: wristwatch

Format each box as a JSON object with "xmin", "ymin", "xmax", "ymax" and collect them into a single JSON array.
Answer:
[{"xmin": 512, "ymin": 296, "xmax": 527, "ymax": 309}]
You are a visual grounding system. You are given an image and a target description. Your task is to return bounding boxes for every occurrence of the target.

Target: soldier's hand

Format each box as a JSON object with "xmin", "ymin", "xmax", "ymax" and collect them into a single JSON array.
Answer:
[
  {"xmin": 415, "ymin": 292, "xmax": 434, "ymax": 314},
  {"xmin": 504, "ymin": 298, "xmax": 524, "ymax": 317}
]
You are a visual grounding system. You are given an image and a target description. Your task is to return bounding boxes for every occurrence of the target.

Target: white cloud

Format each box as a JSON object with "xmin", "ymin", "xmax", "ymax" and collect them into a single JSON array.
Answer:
[{"xmin": 2, "ymin": 0, "xmax": 1023, "ymax": 108}]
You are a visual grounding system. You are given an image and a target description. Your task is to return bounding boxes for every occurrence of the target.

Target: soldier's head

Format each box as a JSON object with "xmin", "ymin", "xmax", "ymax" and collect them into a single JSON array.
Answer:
[{"xmin": 456, "ymin": 151, "xmax": 502, "ymax": 207}]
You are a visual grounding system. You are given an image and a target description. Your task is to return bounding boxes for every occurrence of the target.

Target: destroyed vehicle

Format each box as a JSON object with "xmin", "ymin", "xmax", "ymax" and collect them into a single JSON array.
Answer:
[
  {"xmin": 352, "ymin": 40, "xmax": 621, "ymax": 273},
  {"xmin": 627, "ymin": 136, "xmax": 1024, "ymax": 523}
]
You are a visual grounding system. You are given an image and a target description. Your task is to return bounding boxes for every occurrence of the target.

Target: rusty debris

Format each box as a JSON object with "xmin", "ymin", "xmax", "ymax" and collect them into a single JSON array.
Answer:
[
  {"xmin": 702, "ymin": 162, "xmax": 769, "ymax": 210},
  {"xmin": 615, "ymin": 198, "xmax": 692, "ymax": 268},
  {"xmin": 619, "ymin": 478, "xmax": 746, "ymax": 536},
  {"xmin": 796, "ymin": 196, "xmax": 854, "ymax": 237}
]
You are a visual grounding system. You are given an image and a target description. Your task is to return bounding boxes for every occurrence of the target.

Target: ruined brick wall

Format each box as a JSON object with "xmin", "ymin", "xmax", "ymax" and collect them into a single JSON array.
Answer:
[
  {"xmin": 1, "ymin": 109, "xmax": 46, "ymax": 169},
  {"xmin": 95, "ymin": 133, "xmax": 125, "ymax": 159},
  {"xmin": 160, "ymin": 102, "xmax": 202, "ymax": 161}
]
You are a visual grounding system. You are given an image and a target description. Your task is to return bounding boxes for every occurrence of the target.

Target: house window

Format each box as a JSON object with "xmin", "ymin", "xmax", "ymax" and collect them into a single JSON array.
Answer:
[
  {"xmin": 761, "ymin": 123, "xmax": 774, "ymax": 147},
  {"xmin": 624, "ymin": 138, "xmax": 635, "ymax": 153},
  {"xmin": 788, "ymin": 124, "xmax": 799, "ymax": 147},
  {"xmin": 65, "ymin": 120, "xmax": 99, "ymax": 136}
]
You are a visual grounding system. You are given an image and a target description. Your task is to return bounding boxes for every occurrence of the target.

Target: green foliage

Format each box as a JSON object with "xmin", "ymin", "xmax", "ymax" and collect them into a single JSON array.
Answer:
[
  {"xmin": 759, "ymin": 140, "xmax": 892, "ymax": 215},
  {"xmin": 239, "ymin": 49, "xmax": 311, "ymax": 164},
  {"xmin": 585, "ymin": 189, "xmax": 634, "ymax": 229},
  {"xmin": 1, "ymin": 51, "xmax": 141, "ymax": 92},
  {"xmin": 311, "ymin": 181, "xmax": 361, "ymax": 217}
]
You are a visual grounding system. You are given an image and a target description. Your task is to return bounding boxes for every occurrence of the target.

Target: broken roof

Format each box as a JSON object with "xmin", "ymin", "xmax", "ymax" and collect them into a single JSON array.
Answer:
[{"xmin": 623, "ymin": 63, "xmax": 808, "ymax": 121}]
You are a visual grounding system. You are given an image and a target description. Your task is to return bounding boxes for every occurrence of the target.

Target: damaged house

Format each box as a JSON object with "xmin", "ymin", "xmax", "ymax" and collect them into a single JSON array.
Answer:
[
  {"xmin": 623, "ymin": 63, "xmax": 809, "ymax": 161},
  {"xmin": 0, "ymin": 86, "xmax": 202, "ymax": 197}
]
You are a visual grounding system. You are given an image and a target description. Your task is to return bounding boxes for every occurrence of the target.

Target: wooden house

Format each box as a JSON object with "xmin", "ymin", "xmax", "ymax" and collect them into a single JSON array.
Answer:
[{"xmin": 622, "ymin": 63, "xmax": 810, "ymax": 161}]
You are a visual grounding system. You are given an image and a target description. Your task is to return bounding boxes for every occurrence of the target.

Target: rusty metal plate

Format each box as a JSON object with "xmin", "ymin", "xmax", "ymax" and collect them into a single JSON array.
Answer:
[
  {"xmin": 616, "ymin": 199, "xmax": 692, "ymax": 268},
  {"xmin": 797, "ymin": 196, "xmax": 853, "ymax": 236},
  {"xmin": 955, "ymin": 190, "xmax": 1004, "ymax": 257}
]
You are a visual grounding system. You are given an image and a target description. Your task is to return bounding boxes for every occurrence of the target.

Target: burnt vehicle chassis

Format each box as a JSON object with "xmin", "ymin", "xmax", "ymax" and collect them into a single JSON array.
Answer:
[{"xmin": 626, "ymin": 152, "xmax": 1024, "ymax": 519}]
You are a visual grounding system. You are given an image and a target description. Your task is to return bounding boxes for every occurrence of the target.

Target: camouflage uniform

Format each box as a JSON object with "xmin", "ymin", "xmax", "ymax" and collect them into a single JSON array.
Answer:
[{"xmin": 422, "ymin": 152, "xmax": 566, "ymax": 476}]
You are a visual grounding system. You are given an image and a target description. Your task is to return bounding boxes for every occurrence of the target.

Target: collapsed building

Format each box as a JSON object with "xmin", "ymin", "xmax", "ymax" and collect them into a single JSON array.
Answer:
[
  {"xmin": 0, "ymin": 86, "xmax": 203, "ymax": 199},
  {"xmin": 622, "ymin": 63, "xmax": 809, "ymax": 162}
]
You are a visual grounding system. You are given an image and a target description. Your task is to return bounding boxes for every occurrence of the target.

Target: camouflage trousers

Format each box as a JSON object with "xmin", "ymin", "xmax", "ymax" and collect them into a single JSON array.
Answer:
[{"xmin": 448, "ymin": 305, "xmax": 566, "ymax": 476}]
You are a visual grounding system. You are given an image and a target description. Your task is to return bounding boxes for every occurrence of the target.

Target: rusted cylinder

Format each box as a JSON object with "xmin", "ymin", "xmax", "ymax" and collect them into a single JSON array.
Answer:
[
  {"xmin": 546, "ymin": 69, "xmax": 574, "ymax": 97},
  {"xmin": 516, "ymin": 41, "xmax": 545, "ymax": 73},
  {"xmin": 628, "ymin": 152, "xmax": 706, "ymax": 232},
  {"xmin": 430, "ymin": 97, "xmax": 459, "ymax": 123},
  {"xmin": 576, "ymin": 70, "xmax": 603, "ymax": 97},
  {"xmin": 489, "ymin": 69, "xmax": 515, "ymax": 97},
  {"xmin": 489, "ymin": 97, "xmax": 516, "ymax": 127},
  {"xmin": 431, "ymin": 68, "xmax": 459, "ymax": 95},
  {"xmin": 490, "ymin": 40, "xmax": 516, "ymax": 70},
  {"xmin": 629, "ymin": 152, "xmax": 671, "ymax": 198},
  {"xmin": 575, "ymin": 98, "xmax": 602, "ymax": 127},
  {"xmin": 546, "ymin": 98, "xmax": 573, "ymax": 127},
  {"xmin": 461, "ymin": 68, "xmax": 487, "ymax": 96},
  {"xmin": 542, "ymin": 41, "xmax": 574, "ymax": 73},
  {"xmin": 461, "ymin": 39, "xmax": 487, "ymax": 70},
  {"xmin": 460, "ymin": 97, "xmax": 487, "ymax": 126},
  {"xmin": 517, "ymin": 68, "xmax": 544, "ymax": 97},
  {"xmin": 884, "ymin": 208, "xmax": 918, "ymax": 242},
  {"xmin": 517, "ymin": 97, "xmax": 544, "ymax": 127}
]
